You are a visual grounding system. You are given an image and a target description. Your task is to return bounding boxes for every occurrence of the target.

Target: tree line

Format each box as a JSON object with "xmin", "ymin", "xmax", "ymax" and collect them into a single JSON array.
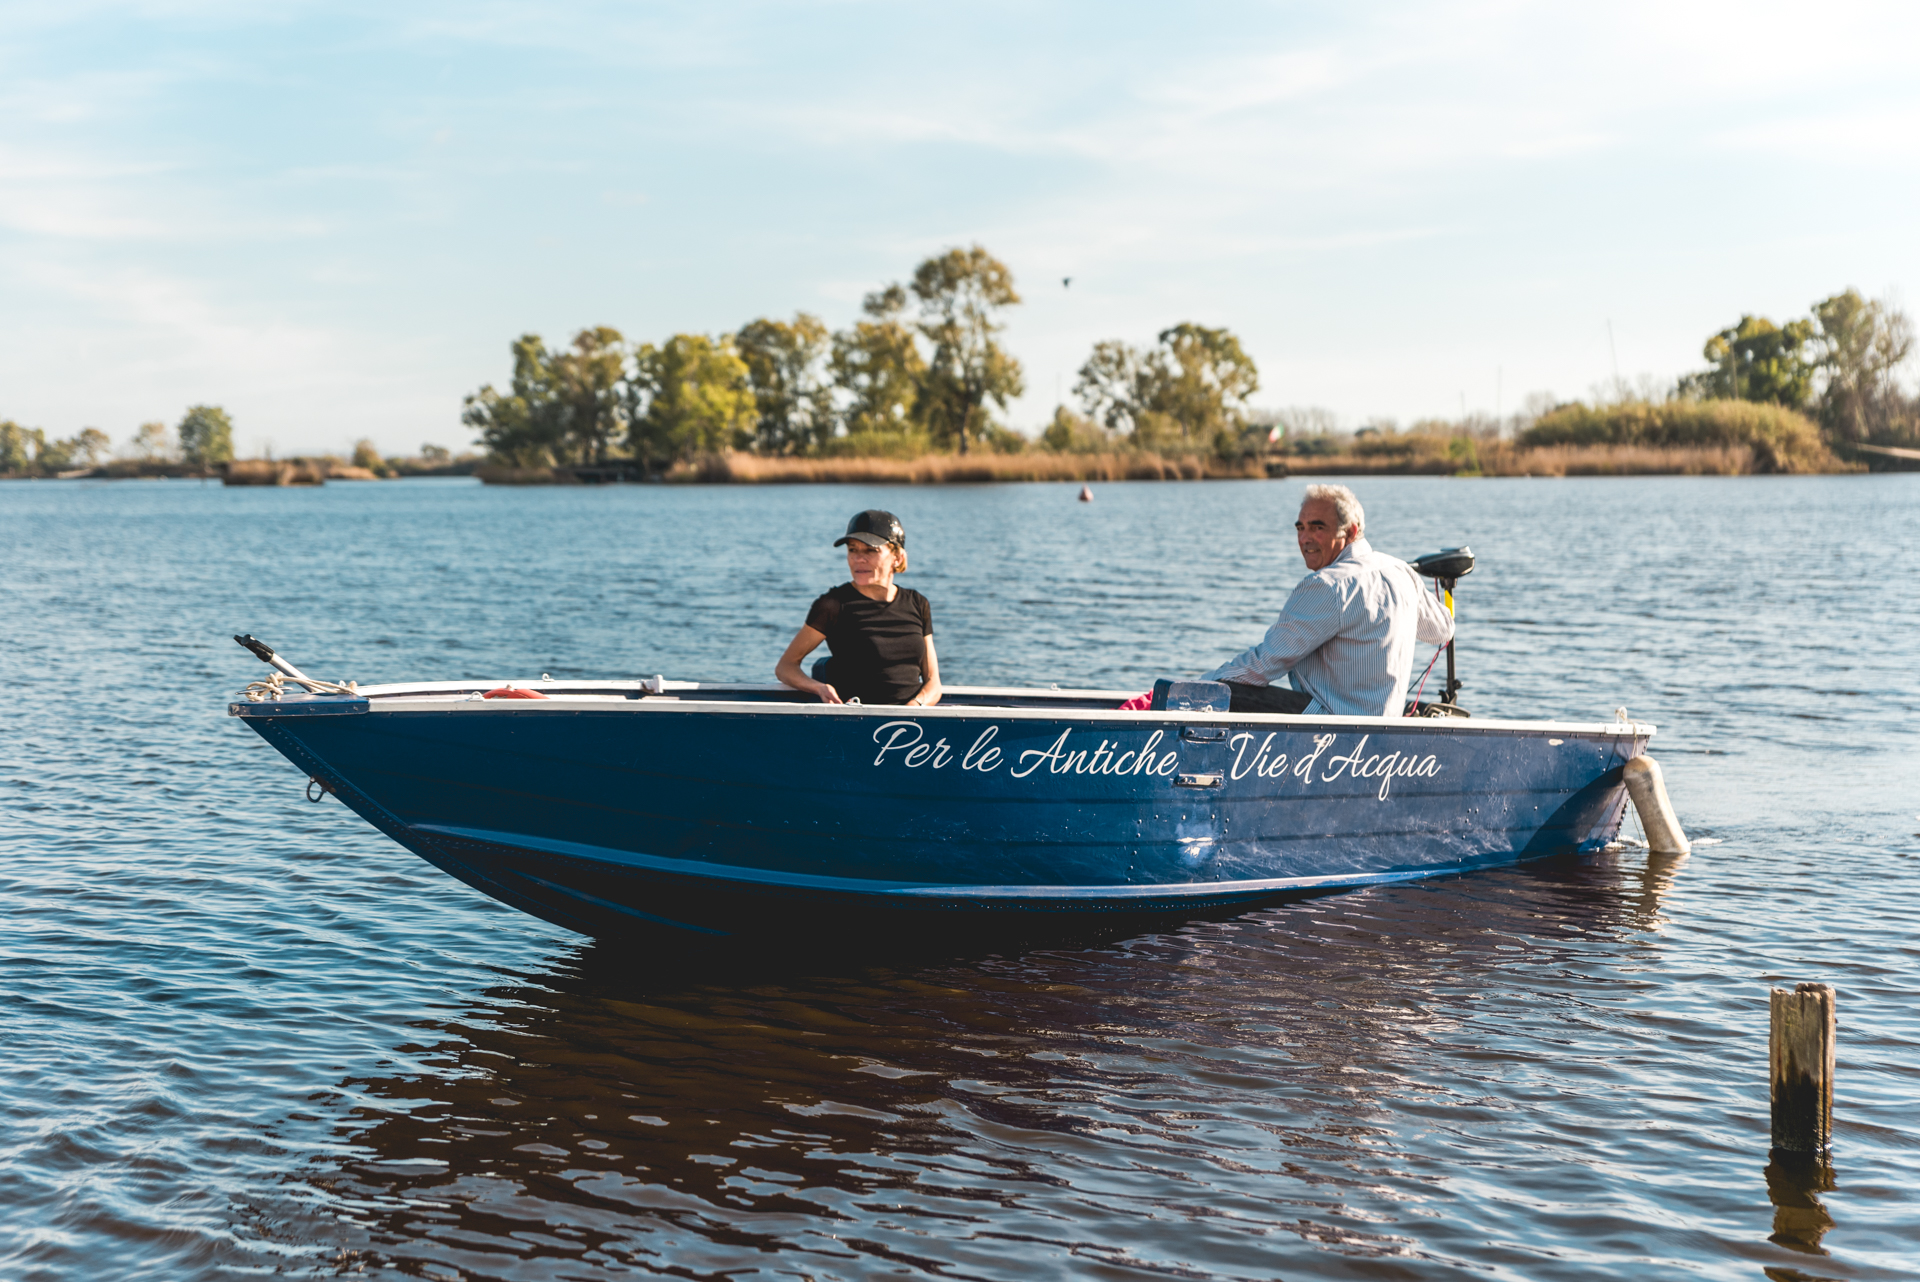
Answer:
[
  {"xmin": 0, "ymin": 407, "xmax": 234, "ymax": 477},
  {"xmin": 464, "ymin": 245, "xmax": 1270, "ymax": 471},
  {"xmin": 14, "ymin": 269, "xmax": 1905, "ymax": 482},
  {"xmin": 0, "ymin": 406, "xmax": 473, "ymax": 479},
  {"xmin": 1673, "ymin": 289, "xmax": 1915, "ymax": 447}
]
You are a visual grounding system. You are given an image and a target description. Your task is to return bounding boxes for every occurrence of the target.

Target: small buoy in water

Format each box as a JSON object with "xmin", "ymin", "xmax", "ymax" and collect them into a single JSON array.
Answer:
[
  {"xmin": 1622, "ymin": 755, "xmax": 1689, "ymax": 855},
  {"xmin": 1078, "ymin": 485, "xmax": 1093, "ymax": 502}
]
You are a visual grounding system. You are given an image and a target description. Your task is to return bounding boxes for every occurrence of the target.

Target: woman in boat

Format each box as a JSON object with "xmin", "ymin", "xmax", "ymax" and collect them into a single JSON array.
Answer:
[{"xmin": 775, "ymin": 510, "xmax": 942, "ymax": 707}]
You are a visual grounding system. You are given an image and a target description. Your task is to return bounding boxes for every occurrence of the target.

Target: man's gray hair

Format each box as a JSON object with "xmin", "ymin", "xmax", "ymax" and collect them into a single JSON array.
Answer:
[{"xmin": 1302, "ymin": 483, "xmax": 1365, "ymax": 535}]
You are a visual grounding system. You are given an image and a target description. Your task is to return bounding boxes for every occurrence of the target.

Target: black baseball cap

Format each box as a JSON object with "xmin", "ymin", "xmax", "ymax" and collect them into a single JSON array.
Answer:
[{"xmin": 834, "ymin": 509, "xmax": 905, "ymax": 549}]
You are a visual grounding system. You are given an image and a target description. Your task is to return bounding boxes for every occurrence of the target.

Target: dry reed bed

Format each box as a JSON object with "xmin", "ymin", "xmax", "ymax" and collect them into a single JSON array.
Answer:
[
  {"xmin": 1520, "ymin": 399, "xmax": 1836, "ymax": 473},
  {"xmin": 1493, "ymin": 443, "xmax": 1762, "ymax": 476},
  {"xmin": 474, "ymin": 439, "xmax": 1851, "ymax": 486},
  {"xmin": 1290, "ymin": 443, "xmax": 1772, "ymax": 477},
  {"xmin": 222, "ymin": 459, "xmax": 377, "ymax": 485},
  {"xmin": 681, "ymin": 451, "xmax": 1267, "ymax": 483}
]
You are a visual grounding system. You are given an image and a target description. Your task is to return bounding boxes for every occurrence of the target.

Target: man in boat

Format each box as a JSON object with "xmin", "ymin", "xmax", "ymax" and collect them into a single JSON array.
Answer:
[{"xmin": 1200, "ymin": 484, "xmax": 1454, "ymax": 716}]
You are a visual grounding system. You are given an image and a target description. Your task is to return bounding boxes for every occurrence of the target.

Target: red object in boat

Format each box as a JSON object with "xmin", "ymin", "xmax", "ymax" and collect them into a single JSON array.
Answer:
[
  {"xmin": 483, "ymin": 686, "xmax": 549, "ymax": 700},
  {"xmin": 1116, "ymin": 691, "xmax": 1152, "ymax": 711}
]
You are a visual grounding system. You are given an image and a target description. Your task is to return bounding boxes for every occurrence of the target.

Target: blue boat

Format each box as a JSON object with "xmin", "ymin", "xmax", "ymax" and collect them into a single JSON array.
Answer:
[{"xmin": 228, "ymin": 641, "xmax": 1655, "ymax": 940}]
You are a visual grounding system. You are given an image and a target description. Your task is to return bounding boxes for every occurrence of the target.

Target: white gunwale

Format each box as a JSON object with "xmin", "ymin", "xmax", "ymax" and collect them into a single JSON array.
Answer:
[{"xmin": 233, "ymin": 680, "xmax": 1654, "ymax": 738}]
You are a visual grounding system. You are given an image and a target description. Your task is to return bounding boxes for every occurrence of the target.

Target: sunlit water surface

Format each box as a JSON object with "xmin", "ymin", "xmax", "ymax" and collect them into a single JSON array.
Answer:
[{"xmin": 3, "ymin": 475, "xmax": 1917, "ymax": 1280}]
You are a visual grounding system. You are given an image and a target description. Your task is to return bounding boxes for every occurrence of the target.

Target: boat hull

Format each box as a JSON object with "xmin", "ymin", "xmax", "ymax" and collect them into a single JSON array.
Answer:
[{"xmin": 232, "ymin": 689, "xmax": 1649, "ymax": 940}]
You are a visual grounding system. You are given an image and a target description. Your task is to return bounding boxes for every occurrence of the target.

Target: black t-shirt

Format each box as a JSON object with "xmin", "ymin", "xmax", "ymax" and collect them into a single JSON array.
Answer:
[{"xmin": 805, "ymin": 584, "xmax": 933, "ymax": 705}]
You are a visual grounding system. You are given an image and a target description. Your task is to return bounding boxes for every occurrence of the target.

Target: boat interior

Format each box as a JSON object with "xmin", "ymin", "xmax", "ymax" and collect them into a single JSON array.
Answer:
[{"xmin": 353, "ymin": 680, "xmax": 1134, "ymax": 711}]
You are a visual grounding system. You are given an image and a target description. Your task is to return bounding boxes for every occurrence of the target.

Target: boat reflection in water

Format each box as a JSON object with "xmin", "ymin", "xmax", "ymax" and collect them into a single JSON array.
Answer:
[{"xmin": 307, "ymin": 847, "xmax": 1758, "ymax": 1278}]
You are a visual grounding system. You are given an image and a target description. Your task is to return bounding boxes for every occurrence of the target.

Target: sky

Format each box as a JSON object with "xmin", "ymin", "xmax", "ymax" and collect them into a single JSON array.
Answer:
[{"xmin": 4, "ymin": 0, "xmax": 1918, "ymax": 458}]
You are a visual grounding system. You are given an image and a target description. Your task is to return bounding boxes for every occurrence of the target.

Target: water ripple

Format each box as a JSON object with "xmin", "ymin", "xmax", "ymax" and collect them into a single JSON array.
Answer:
[{"xmin": 3, "ymin": 474, "xmax": 1918, "ymax": 1280}]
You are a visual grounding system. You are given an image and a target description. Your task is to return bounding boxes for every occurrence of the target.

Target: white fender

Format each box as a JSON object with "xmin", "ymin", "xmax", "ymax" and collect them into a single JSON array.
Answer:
[{"xmin": 1623, "ymin": 755, "xmax": 1690, "ymax": 856}]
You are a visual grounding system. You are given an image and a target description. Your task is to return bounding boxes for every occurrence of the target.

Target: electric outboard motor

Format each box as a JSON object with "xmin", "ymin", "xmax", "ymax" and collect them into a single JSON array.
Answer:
[
  {"xmin": 1410, "ymin": 547, "xmax": 1475, "ymax": 583},
  {"xmin": 1409, "ymin": 547, "xmax": 1474, "ymax": 711}
]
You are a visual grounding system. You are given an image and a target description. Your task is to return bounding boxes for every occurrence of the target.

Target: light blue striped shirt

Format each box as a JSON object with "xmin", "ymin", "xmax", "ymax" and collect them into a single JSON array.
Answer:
[{"xmin": 1202, "ymin": 538, "xmax": 1455, "ymax": 717}]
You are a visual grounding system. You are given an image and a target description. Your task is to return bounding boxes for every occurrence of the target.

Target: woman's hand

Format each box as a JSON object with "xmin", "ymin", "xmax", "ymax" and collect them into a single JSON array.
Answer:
[{"xmin": 813, "ymin": 683, "xmax": 845, "ymax": 705}]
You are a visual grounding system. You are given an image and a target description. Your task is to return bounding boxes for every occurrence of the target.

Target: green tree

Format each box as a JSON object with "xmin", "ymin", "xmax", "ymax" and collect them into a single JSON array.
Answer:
[
  {"xmin": 70, "ymin": 428, "xmax": 110, "ymax": 467},
  {"xmin": 1680, "ymin": 315, "xmax": 1816, "ymax": 406},
  {"xmin": 830, "ymin": 286, "xmax": 929, "ymax": 444},
  {"xmin": 177, "ymin": 404, "xmax": 234, "ymax": 465},
  {"xmin": 25, "ymin": 426, "xmax": 111, "ymax": 472},
  {"xmin": 1809, "ymin": 290, "xmax": 1915, "ymax": 444},
  {"xmin": 464, "ymin": 334, "xmax": 564, "ymax": 465},
  {"xmin": 549, "ymin": 327, "xmax": 629, "ymax": 464},
  {"xmin": 351, "ymin": 439, "xmax": 388, "ymax": 475},
  {"xmin": 1074, "ymin": 323, "xmax": 1260, "ymax": 454},
  {"xmin": 1040, "ymin": 405, "xmax": 1116, "ymax": 453},
  {"xmin": 1074, "ymin": 340, "xmax": 1145, "ymax": 434},
  {"xmin": 129, "ymin": 421, "xmax": 177, "ymax": 462},
  {"xmin": 35, "ymin": 434, "xmax": 83, "ymax": 471},
  {"xmin": 1, "ymin": 420, "xmax": 42, "ymax": 474},
  {"xmin": 627, "ymin": 334, "xmax": 757, "ymax": 471},
  {"xmin": 1152, "ymin": 323, "xmax": 1260, "ymax": 450},
  {"xmin": 464, "ymin": 329, "xmax": 629, "ymax": 465},
  {"xmin": 907, "ymin": 246, "xmax": 1024, "ymax": 454},
  {"xmin": 736, "ymin": 313, "xmax": 833, "ymax": 454}
]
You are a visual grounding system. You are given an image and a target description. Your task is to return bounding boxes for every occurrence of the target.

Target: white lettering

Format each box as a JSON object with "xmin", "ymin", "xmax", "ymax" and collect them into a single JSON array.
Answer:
[
  {"xmin": 1321, "ymin": 735, "xmax": 1371, "ymax": 782},
  {"xmin": 961, "ymin": 726, "xmax": 1001, "ymax": 771},
  {"xmin": 869, "ymin": 720, "xmax": 1442, "ymax": 800},
  {"xmin": 873, "ymin": 720, "xmax": 923, "ymax": 766},
  {"xmin": 1229, "ymin": 732, "xmax": 1257, "ymax": 780},
  {"xmin": 1134, "ymin": 730, "xmax": 1165, "ymax": 774},
  {"xmin": 1372, "ymin": 750, "xmax": 1402, "ymax": 800},
  {"xmin": 1012, "ymin": 728, "xmax": 1074, "ymax": 779},
  {"xmin": 1230, "ymin": 731, "xmax": 1278, "ymax": 781},
  {"xmin": 1294, "ymin": 734, "xmax": 1334, "ymax": 780}
]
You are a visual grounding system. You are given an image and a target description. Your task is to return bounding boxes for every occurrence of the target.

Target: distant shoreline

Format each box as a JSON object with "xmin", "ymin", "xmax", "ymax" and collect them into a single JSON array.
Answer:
[
  {"xmin": 8, "ymin": 441, "xmax": 1909, "ymax": 486},
  {"xmin": 470, "ymin": 442, "xmax": 1878, "ymax": 485},
  {"xmin": 0, "ymin": 457, "xmax": 483, "ymax": 484}
]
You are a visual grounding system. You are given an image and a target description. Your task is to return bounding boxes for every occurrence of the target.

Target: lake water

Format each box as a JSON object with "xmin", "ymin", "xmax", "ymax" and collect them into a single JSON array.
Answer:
[{"xmin": 3, "ymin": 474, "xmax": 1918, "ymax": 1280}]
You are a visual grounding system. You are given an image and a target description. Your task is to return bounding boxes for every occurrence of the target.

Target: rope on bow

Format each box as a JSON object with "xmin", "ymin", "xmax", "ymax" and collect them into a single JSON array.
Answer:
[{"xmin": 239, "ymin": 670, "xmax": 362, "ymax": 702}]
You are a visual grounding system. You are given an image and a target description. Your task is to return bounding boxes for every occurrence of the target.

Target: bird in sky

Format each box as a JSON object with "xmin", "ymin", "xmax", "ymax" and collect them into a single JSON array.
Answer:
[{"xmin": 1062, "ymin": 277, "xmax": 1072, "ymax": 288}]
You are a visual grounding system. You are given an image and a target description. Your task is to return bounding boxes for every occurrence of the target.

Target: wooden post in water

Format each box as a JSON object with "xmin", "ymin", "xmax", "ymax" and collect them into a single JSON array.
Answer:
[{"xmin": 1770, "ymin": 983, "xmax": 1836, "ymax": 1155}]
